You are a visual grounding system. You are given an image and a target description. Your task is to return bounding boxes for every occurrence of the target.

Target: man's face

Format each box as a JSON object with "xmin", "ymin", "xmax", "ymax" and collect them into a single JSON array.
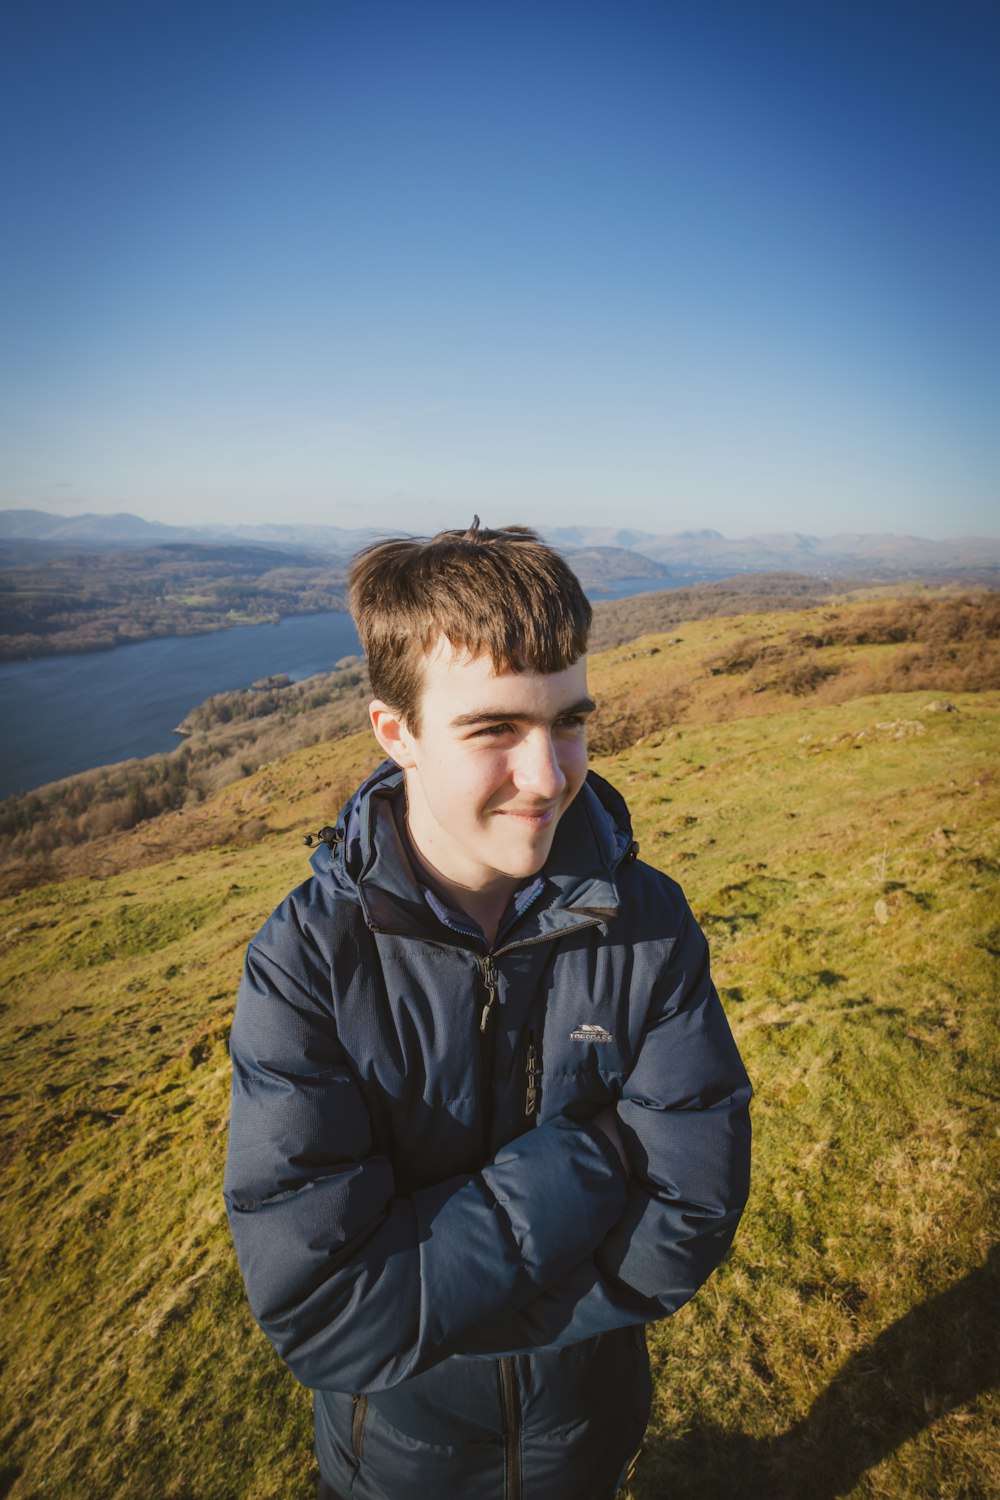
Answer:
[{"xmin": 375, "ymin": 638, "xmax": 593, "ymax": 895}]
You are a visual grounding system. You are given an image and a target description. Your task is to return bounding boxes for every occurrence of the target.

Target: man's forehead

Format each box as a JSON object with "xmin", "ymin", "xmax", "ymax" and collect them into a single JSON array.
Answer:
[
  {"xmin": 422, "ymin": 635, "xmax": 493, "ymax": 673},
  {"xmin": 418, "ymin": 636, "xmax": 590, "ymax": 710}
]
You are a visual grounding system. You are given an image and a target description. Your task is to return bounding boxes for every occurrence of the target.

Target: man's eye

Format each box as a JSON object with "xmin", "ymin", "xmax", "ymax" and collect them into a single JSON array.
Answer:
[
  {"xmin": 556, "ymin": 715, "xmax": 586, "ymax": 731},
  {"xmin": 472, "ymin": 723, "xmax": 513, "ymax": 737}
]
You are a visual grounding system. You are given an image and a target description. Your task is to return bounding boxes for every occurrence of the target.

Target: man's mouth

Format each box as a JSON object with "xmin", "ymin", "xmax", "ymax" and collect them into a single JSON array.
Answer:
[{"xmin": 496, "ymin": 804, "xmax": 559, "ymax": 827}]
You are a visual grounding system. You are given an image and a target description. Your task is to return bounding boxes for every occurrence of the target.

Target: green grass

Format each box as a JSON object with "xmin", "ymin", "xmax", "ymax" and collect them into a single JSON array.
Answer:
[
  {"xmin": 1, "ymin": 629, "xmax": 997, "ymax": 1497},
  {"xmin": 608, "ymin": 692, "xmax": 999, "ymax": 1499}
]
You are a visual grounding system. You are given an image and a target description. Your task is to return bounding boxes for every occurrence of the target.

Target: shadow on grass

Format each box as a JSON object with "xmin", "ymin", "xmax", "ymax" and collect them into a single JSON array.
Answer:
[{"xmin": 639, "ymin": 1246, "xmax": 999, "ymax": 1499}]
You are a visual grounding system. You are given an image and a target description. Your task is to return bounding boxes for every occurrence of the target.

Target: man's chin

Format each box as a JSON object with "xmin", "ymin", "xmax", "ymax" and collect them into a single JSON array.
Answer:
[{"xmin": 492, "ymin": 832, "xmax": 556, "ymax": 880}]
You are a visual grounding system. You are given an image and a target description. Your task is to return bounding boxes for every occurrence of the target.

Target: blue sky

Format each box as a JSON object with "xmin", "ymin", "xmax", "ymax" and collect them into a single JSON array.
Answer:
[{"xmin": 1, "ymin": 0, "xmax": 997, "ymax": 539}]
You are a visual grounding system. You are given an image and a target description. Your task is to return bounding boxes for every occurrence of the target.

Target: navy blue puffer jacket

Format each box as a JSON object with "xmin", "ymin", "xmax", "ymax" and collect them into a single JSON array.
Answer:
[{"xmin": 224, "ymin": 763, "xmax": 751, "ymax": 1499}]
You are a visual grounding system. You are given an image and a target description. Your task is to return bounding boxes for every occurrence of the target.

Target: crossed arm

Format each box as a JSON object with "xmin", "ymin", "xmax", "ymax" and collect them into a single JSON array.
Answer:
[{"xmin": 223, "ymin": 906, "xmax": 751, "ymax": 1392}]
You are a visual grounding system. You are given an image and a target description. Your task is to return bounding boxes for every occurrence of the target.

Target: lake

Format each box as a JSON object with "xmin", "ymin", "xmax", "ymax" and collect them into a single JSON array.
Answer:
[
  {"xmin": 0, "ymin": 611, "xmax": 361, "ymax": 801},
  {"xmin": 0, "ymin": 572, "xmax": 729, "ymax": 800}
]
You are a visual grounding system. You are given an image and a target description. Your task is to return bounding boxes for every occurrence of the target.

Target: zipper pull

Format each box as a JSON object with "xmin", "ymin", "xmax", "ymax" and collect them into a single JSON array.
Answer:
[
  {"xmin": 525, "ymin": 1032, "xmax": 540, "ymax": 1117},
  {"xmin": 479, "ymin": 955, "xmax": 498, "ymax": 1033}
]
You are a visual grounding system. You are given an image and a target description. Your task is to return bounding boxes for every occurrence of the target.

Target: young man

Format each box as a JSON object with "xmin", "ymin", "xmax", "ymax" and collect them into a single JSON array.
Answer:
[{"xmin": 224, "ymin": 523, "xmax": 751, "ymax": 1500}]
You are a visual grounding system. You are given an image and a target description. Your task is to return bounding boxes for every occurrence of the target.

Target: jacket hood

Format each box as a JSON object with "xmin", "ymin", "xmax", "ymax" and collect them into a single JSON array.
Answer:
[{"xmin": 308, "ymin": 759, "xmax": 636, "ymax": 944}]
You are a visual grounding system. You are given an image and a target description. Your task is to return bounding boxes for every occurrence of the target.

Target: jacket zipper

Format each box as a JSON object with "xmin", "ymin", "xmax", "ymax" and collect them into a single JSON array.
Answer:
[
  {"xmin": 479, "ymin": 953, "xmax": 498, "ymax": 1033},
  {"xmin": 478, "ymin": 954, "xmax": 499, "ymax": 1155},
  {"xmin": 524, "ymin": 1031, "xmax": 539, "ymax": 1118},
  {"xmin": 498, "ymin": 1356, "xmax": 522, "ymax": 1500},
  {"xmin": 350, "ymin": 1393, "xmax": 369, "ymax": 1463}
]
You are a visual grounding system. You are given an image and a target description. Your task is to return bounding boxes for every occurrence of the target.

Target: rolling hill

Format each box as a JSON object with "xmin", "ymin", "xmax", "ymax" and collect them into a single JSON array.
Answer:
[{"xmin": 0, "ymin": 592, "xmax": 997, "ymax": 1498}]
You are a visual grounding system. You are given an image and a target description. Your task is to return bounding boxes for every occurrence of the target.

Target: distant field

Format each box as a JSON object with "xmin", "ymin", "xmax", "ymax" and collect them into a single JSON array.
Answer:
[{"xmin": 0, "ymin": 596, "xmax": 997, "ymax": 1498}]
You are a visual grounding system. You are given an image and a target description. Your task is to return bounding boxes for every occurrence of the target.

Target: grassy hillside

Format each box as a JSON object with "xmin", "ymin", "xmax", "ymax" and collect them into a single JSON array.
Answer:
[{"xmin": 1, "ymin": 603, "xmax": 997, "ymax": 1498}]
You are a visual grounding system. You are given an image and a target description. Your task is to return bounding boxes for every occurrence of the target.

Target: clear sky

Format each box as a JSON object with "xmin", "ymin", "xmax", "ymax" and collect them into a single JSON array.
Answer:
[{"xmin": 1, "ymin": 0, "xmax": 997, "ymax": 539}]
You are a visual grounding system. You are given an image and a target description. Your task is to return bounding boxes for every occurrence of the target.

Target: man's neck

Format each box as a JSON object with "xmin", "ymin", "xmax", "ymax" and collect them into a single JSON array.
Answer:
[{"xmin": 402, "ymin": 815, "xmax": 515, "ymax": 946}]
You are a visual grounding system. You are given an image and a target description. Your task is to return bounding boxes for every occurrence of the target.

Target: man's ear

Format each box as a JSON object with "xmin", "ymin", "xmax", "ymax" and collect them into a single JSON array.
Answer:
[{"xmin": 368, "ymin": 700, "xmax": 417, "ymax": 769}]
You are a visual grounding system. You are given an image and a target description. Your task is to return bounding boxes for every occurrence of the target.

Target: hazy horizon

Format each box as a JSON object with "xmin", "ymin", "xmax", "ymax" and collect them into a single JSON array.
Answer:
[
  {"xmin": 2, "ymin": 3, "xmax": 997, "ymax": 540},
  {"xmin": 3, "ymin": 502, "xmax": 999, "ymax": 546}
]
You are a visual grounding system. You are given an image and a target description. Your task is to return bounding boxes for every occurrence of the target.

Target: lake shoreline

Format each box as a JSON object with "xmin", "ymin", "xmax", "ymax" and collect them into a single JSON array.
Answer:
[
  {"xmin": 0, "ymin": 572, "xmax": 719, "ymax": 665},
  {"xmin": 0, "ymin": 608, "xmax": 316, "ymax": 665},
  {"xmin": 0, "ymin": 610, "xmax": 363, "ymax": 801}
]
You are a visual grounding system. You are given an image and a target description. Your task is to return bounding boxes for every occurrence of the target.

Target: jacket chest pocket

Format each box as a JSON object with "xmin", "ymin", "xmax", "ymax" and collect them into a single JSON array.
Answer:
[
  {"xmin": 533, "ymin": 1031, "xmax": 628, "ymax": 1120},
  {"xmin": 535, "ymin": 946, "xmax": 635, "ymax": 1117}
]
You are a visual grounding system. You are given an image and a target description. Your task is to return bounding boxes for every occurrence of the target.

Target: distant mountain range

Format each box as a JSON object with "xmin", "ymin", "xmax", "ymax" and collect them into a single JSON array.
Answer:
[
  {"xmin": 0, "ymin": 509, "xmax": 389, "ymax": 554},
  {"xmin": 1, "ymin": 509, "xmax": 998, "ymax": 578},
  {"xmin": 546, "ymin": 525, "xmax": 1000, "ymax": 573}
]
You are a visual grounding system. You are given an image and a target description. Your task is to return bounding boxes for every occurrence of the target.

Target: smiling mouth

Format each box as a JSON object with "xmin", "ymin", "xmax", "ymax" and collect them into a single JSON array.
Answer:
[{"xmin": 497, "ymin": 804, "xmax": 559, "ymax": 826}]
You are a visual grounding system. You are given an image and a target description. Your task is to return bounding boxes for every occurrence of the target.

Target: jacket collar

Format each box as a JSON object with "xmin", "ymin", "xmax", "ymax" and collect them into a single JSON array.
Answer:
[{"xmin": 312, "ymin": 759, "xmax": 633, "ymax": 945}]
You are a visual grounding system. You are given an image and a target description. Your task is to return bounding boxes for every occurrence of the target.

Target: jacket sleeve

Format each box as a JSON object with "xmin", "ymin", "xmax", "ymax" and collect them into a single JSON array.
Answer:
[
  {"xmin": 223, "ymin": 935, "xmax": 629, "ymax": 1394},
  {"xmin": 457, "ymin": 898, "xmax": 752, "ymax": 1355}
]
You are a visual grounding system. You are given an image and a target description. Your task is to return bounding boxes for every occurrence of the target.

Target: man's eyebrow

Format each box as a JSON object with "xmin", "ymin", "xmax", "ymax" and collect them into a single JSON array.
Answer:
[{"xmin": 450, "ymin": 696, "xmax": 597, "ymax": 728}]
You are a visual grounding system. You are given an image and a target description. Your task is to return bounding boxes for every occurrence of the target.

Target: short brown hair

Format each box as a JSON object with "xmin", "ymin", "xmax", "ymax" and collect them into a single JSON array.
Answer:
[{"xmin": 348, "ymin": 519, "xmax": 592, "ymax": 730}]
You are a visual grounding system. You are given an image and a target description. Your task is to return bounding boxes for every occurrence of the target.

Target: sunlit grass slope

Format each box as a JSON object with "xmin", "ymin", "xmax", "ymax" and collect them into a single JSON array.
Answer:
[
  {"xmin": 1, "ymin": 606, "xmax": 997, "ymax": 1499},
  {"xmin": 608, "ymin": 692, "xmax": 999, "ymax": 1499}
]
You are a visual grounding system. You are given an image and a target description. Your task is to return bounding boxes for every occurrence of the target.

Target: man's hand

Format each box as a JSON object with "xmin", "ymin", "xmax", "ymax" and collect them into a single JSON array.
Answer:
[{"xmin": 591, "ymin": 1104, "xmax": 630, "ymax": 1178}]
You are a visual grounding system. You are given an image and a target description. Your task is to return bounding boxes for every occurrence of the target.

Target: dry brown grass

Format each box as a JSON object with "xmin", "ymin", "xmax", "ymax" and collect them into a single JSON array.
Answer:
[{"xmin": 585, "ymin": 590, "xmax": 999, "ymax": 756}]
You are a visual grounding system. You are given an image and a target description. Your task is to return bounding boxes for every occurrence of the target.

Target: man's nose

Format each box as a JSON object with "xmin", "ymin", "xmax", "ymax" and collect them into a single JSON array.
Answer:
[{"xmin": 513, "ymin": 731, "xmax": 567, "ymax": 799}]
